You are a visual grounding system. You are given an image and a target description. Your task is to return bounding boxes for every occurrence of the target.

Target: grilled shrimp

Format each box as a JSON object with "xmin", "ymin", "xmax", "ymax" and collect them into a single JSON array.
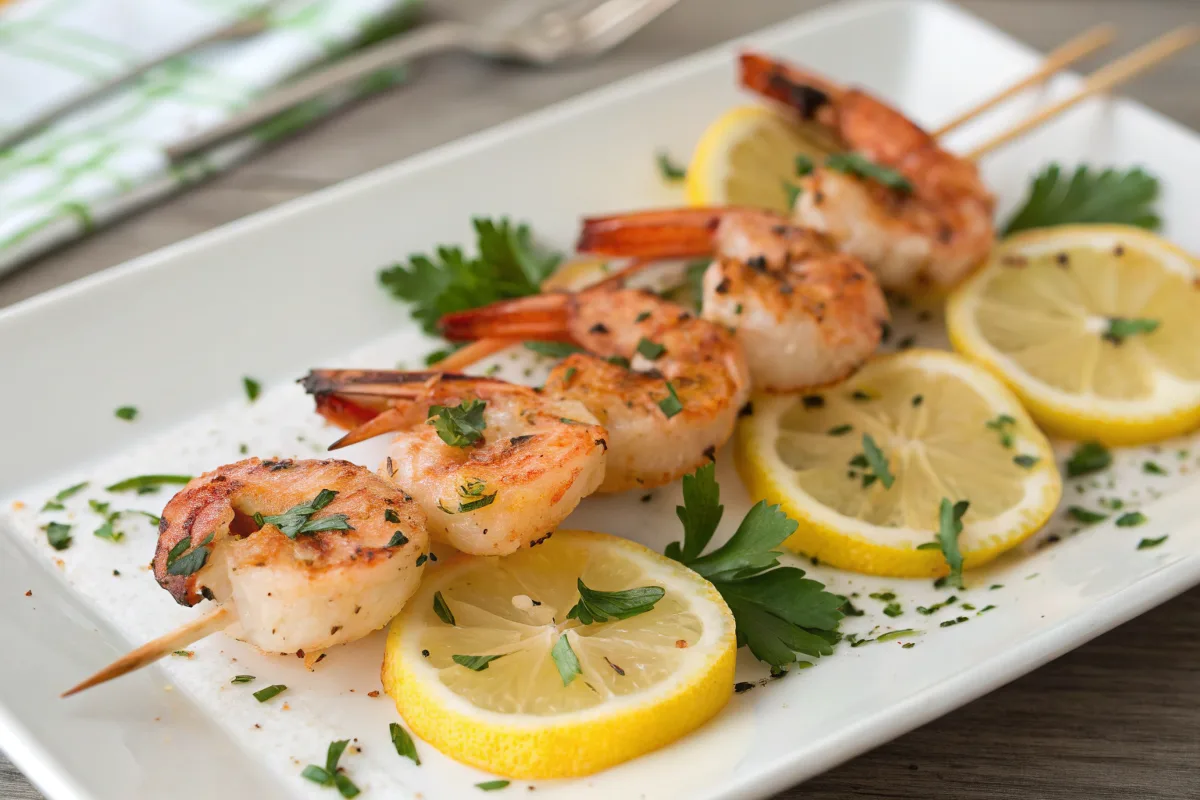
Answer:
[
  {"xmin": 152, "ymin": 457, "xmax": 427, "ymax": 654},
  {"xmin": 439, "ymin": 286, "xmax": 751, "ymax": 492},
  {"xmin": 739, "ymin": 51, "xmax": 996, "ymax": 291},
  {"xmin": 577, "ymin": 207, "xmax": 888, "ymax": 391},
  {"xmin": 302, "ymin": 371, "xmax": 607, "ymax": 556}
]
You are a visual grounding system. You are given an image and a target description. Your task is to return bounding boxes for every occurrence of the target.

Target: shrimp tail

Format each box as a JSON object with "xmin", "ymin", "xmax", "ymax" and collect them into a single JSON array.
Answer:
[
  {"xmin": 576, "ymin": 207, "xmax": 738, "ymax": 259},
  {"xmin": 738, "ymin": 51, "xmax": 841, "ymax": 120},
  {"xmin": 328, "ymin": 408, "xmax": 411, "ymax": 450},
  {"xmin": 439, "ymin": 293, "xmax": 573, "ymax": 342}
]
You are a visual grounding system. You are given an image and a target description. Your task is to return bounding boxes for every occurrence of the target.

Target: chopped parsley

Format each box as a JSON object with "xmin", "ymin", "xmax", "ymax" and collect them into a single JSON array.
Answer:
[
  {"xmin": 476, "ymin": 781, "xmax": 511, "ymax": 791},
  {"xmin": 883, "ymin": 602, "xmax": 903, "ymax": 617},
  {"xmin": 389, "ymin": 722, "xmax": 420, "ymax": 765},
  {"xmin": 386, "ymin": 531, "xmax": 409, "ymax": 547},
  {"xmin": 230, "ymin": 675, "xmax": 255, "ymax": 684},
  {"xmin": 1137, "ymin": 535, "xmax": 1168, "ymax": 550},
  {"xmin": 243, "ymin": 377, "xmax": 261, "ymax": 402},
  {"xmin": 663, "ymin": 463, "xmax": 845, "ymax": 668},
  {"xmin": 166, "ymin": 533, "xmax": 214, "ymax": 576},
  {"xmin": 452, "ymin": 654, "xmax": 505, "ymax": 671},
  {"xmin": 934, "ymin": 498, "xmax": 968, "ymax": 590},
  {"xmin": 794, "ymin": 154, "xmax": 814, "ymax": 177},
  {"xmin": 849, "ymin": 434, "xmax": 894, "ymax": 489},
  {"xmin": 45, "ymin": 521, "xmax": 72, "ymax": 550},
  {"xmin": 1066, "ymin": 441, "xmax": 1111, "ymax": 477},
  {"xmin": 427, "ymin": 399, "xmax": 487, "ymax": 447},
  {"xmin": 1143, "ymin": 461, "xmax": 1167, "ymax": 475},
  {"xmin": 105, "ymin": 474, "xmax": 192, "ymax": 493},
  {"xmin": 656, "ymin": 151, "xmax": 686, "ymax": 182},
  {"xmin": 1102, "ymin": 317, "xmax": 1159, "ymax": 345},
  {"xmin": 917, "ymin": 596, "xmax": 957, "ymax": 615},
  {"xmin": 1068, "ymin": 506, "xmax": 1107, "ymax": 524},
  {"xmin": 379, "ymin": 218, "xmax": 560, "ymax": 335},
  {"xmin": 300, "ymin": 739, "xmax": 360, "ymax": 798},
  {"xmin": 254, "ymin": 490, "xmax": 352, "ymax": 538},
  {"xmin": 565, "ymin": 578, "xmax": 665, "ymax": 624},
  {"xmin": 252, "ymin": 684, "xmax": 287, "ymax": 702},
  {"xmin": 783, "ymin": 180, "xmax": 802, "ymax": 207},
  {"xmin": 41, "ymin": 481, "xmax": 88, "ymax": 511},
  {"xmin": 827, "ymin": 424, "xmax": 853, "ymax": 437},
  {"xmin": 433, "ymin": 591, "xmax": 456, "ymax": 625},
  {"xmin": 384, "ymin": 508, "xmax": 401, "ymax": 523},
  {"xmin": 524, "ymin": 341, "xmax": 584, "ymax": 359},
  {"xmin": 635, "ymin": 337, "xmax": 666, "ymax": 360},
  {"xmin": 876, "ymin": 628, "xmax": 920, "ymax": 642},
  {"xmin": 658, "ymin": 382, "xmax": 683, "ymax": 419},
  {"xmin": 985, "ymin": 414, "xmax": 1016, "ymax": 448},
  {"xmin": 1013, "ymin": 454, "xmax": 1039, "ymax": 469},
  {"xmin": 1003, "ymin": 164, "xmax": 1161, "ymax": 235},
  {"xmin": 1114, "ymin": 511, "xmax": 1147, "ymax": 527},
  {"xmin": 114, "ymin": 406, "xmax": 138, "ymax": 421},
  {"xmin": 550, "ymin": 633, "xmax": 581, "ymax": 686},
  {"xmin": 825, "ymin": 152, "xmax": 912, "ymax": 192}
]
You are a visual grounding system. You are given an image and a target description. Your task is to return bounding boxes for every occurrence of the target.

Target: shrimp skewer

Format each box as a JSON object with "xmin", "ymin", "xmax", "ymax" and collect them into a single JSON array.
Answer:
[
  {"xmin": 735, "ymin": 51, "xmax": 996, "ymax": 292},
  {"xmin": 302, "ymin": 370, "xmax": 607, "ymax": 555},
  {"xmin": 440, "ymin": 286, "xmax": 751, "ymax": 492},
  {"xmin": 577, "ymin": 209, "xmax": 888, "ymax": 391},
  {"xmin": 63, "ymin": 458, "xmax": 428, "ymax": 696}
]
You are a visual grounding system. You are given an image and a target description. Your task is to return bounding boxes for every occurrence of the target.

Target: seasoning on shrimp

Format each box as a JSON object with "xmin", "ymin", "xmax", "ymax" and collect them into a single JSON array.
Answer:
[
  {"xmin": 577, "ymin": 208, "xmax": 888, "ymax": 391},
  {"xmin": 301, "ymin": 371, "xmax": 607, "ymax": 555},
  {"xmin": 439, "ymin": 285, "xmax": 751, "ymax": 492},
  {"xmin": 739, "ymin": 51, "xmax": 996, "ymax": 291},
  {"xmin": 152, "ymin": 457, "xmax": 428, "ymax": 654}
]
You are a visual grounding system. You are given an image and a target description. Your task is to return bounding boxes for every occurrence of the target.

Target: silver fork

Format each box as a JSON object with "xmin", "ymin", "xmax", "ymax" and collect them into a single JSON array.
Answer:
[{"xmin": 165, "ymin": 0, "xmax": 679, "ymax": 162}]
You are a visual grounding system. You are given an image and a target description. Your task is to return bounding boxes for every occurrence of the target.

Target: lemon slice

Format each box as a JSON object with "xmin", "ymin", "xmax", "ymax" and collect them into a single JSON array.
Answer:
[
  {"xmin": 735, "ymin": 349, "xmax": 1061, "ymax": 577},
  {"xmin": 685, "ymin": 105, "xmax": 831, "ymax": 210},
  {"xmin": 540, "ymin": 257, "xmax": 613, "ymax": 292},
  {"xmin": 947, "ymin": 225, "xmax": 1200, "ymax": 445},
  {"xmin": 382, "ymin": 530, "xmax": 736, "ymax": 779}
]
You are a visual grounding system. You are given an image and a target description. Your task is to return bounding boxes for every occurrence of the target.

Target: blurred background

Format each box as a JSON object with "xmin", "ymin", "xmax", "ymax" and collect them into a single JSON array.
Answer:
[{"xmin": 1, "ymin": 0, "xmax": 1198, "ymax": 798}]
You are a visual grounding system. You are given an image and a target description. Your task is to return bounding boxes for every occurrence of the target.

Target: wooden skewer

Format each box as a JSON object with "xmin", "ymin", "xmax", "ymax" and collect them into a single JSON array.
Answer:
[
  {"xmin": 62, "ymin": 607, "xmax": 231, "ymax": 697},
  {"xmin": 965, "ymin": 26, "xmax": 1200, "ymax": 161},
  {"xmin": 931, "ymin": 24, "xmax": 1117, "ymax": 138}
]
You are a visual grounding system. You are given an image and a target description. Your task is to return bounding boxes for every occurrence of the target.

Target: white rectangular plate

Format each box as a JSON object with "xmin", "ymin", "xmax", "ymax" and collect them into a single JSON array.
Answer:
[{"xmin": 3, "ymin": 1, "xmax": 1200, "ymax": 798}]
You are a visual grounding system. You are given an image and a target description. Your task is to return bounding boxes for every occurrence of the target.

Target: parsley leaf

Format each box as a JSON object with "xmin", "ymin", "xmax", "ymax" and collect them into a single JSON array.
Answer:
[
  {"xmin": 550, "ymin": 634, "xmax": 581, "ymax": 686},
  {"xmin": 389, "ymin": 722, "xmax": 420, "ymax": 765},
  {"xmin": 45, "ymin": 521, "xmax": 72, "ymax": 550},
  {"xmin": 565, "ymin": 578, "xmax": 665, "ymax": 624},
  {"xmin": 1137, "ymin": 535, "xmax": 1168, "ymax": 550},
  {"xmin": 1115, "ymin": 511, "xmax": 1147, "ymax": 527},
  {"xmin": 106, "ymin": 474, "xmax": 192, "ymax": 492},
  {"xmin": 1003, "ymin": 164, "xmax": 1161, "ymax": 235},
  {"xmin": 658, "ymin": 382, "xmax": 683, "ymax": 419},
  {"xmin": 166, "ymin": 533, "xmax": 215, "ymax": 576},
  {"xmin": 428, "ymin": 399, "xmax": 487, "ymax": 447},
  {"xmin": 935, "ymin": 498, "xmax": 969, "ymax": 590},
  {"xmin": 253, "ymin": 684, "xmax": 287, "ymax": 702},
  {"xmin": 378, "ymin": 218, "xmax": 560, "ymax": 335},
  {"xmin": 656, "ymin": 151, "xmax": 686, "ymax": 182},
  {"xmin": 231, "ymin": 675, "xmax": 255, "ymax": 684},
  {"xmin": 1068, "ymin": 506, "xmax": 1107, "ymax": 524},
  {"xmin": 825, "ymin": 153, "xmax": 912, "ymax": 193},
  {"xmin": 433, "ymin": 591, "xmax": 456, "ymax": 625},
  {"xmin": 860, "ymin": 434, "xmax": 894, "ymax": 489},
  {"xmin": 635, "ymin": 337, "xmax": 666, "ymax": 361},
  {"xmin": 1066, "ymin": 441, "xmax": 1111, "ymax": 477},
  {"xmin": 794, "ymin": 154, "xmax": 814, "ymax": 177},
  {"xmin": 301, "ymin": 739, "xmax": 360, "ymax": 798},
  {"xmin": 476, "ymin": 781, "xmax": 511, "ymax": 791},
  {"xmin": 254, "ymin": 490, "xmax": 352, "ymax": 539},
  {"xmin": 985, "ymin": 414, "xmax": 1017, "ymax": 448},
  {"xmin": 243, "ymin": 377, "xmax": 261, "ymax": 402},
  {"xmin": 1102, "ymin": 317, "xmax": 1159, "ymax": 345},
  {"xmin": 114, "ymin": 406, "xmax": 138, "ymax": 421},
  {"xmin": 664, "ymin": 463, "xmax": 844, "ymax": 668},
  {"xmin": 524, "ymin": 341, "xmax": 584, "ymax": 359},
  {"xmin": 452, "ymin": 654, "xmax": 505, "ymax": 671}
]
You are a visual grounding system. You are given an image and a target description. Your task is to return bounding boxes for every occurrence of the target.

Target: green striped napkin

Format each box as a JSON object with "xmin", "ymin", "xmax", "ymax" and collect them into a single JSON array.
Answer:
[{"xmin": 0, "ymin": 0, "xmax": 419, "ymax": 275}]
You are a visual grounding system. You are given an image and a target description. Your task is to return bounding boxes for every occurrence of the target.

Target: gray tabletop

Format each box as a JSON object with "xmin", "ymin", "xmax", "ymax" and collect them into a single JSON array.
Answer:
[{"xmin": 3, "ymin": 0, "xmax": 1199, "ymax": 798}]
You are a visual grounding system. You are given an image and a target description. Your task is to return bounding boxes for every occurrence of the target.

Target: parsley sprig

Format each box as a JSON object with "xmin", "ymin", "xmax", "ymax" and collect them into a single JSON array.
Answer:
[
  {"xmin": 1003, "ymin": 164, "xmax": 1161, "ymax": 235},
  {"xmin": 825, "ymin": 153, "xmax": 912, "ymax": 193},
  {"xmin": 664, "ymin": 464, "xmax": 844, "ymax": 669},
  {"xmin": 378, "ymin": 218, "xmax": 560, "ymax": 335}
]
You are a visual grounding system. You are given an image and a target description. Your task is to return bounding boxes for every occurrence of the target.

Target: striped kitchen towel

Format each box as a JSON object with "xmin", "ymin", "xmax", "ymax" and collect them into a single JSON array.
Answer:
[{"xmin": 0, "ymin": 0, "xmax": 418, "ymax": 275}]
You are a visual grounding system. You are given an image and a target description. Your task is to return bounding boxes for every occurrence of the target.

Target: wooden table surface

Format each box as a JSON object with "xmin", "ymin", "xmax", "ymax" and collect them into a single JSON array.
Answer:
[{"xmin": 2, "ymin": 0, "xmax": 1198, "ymax": 797}]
